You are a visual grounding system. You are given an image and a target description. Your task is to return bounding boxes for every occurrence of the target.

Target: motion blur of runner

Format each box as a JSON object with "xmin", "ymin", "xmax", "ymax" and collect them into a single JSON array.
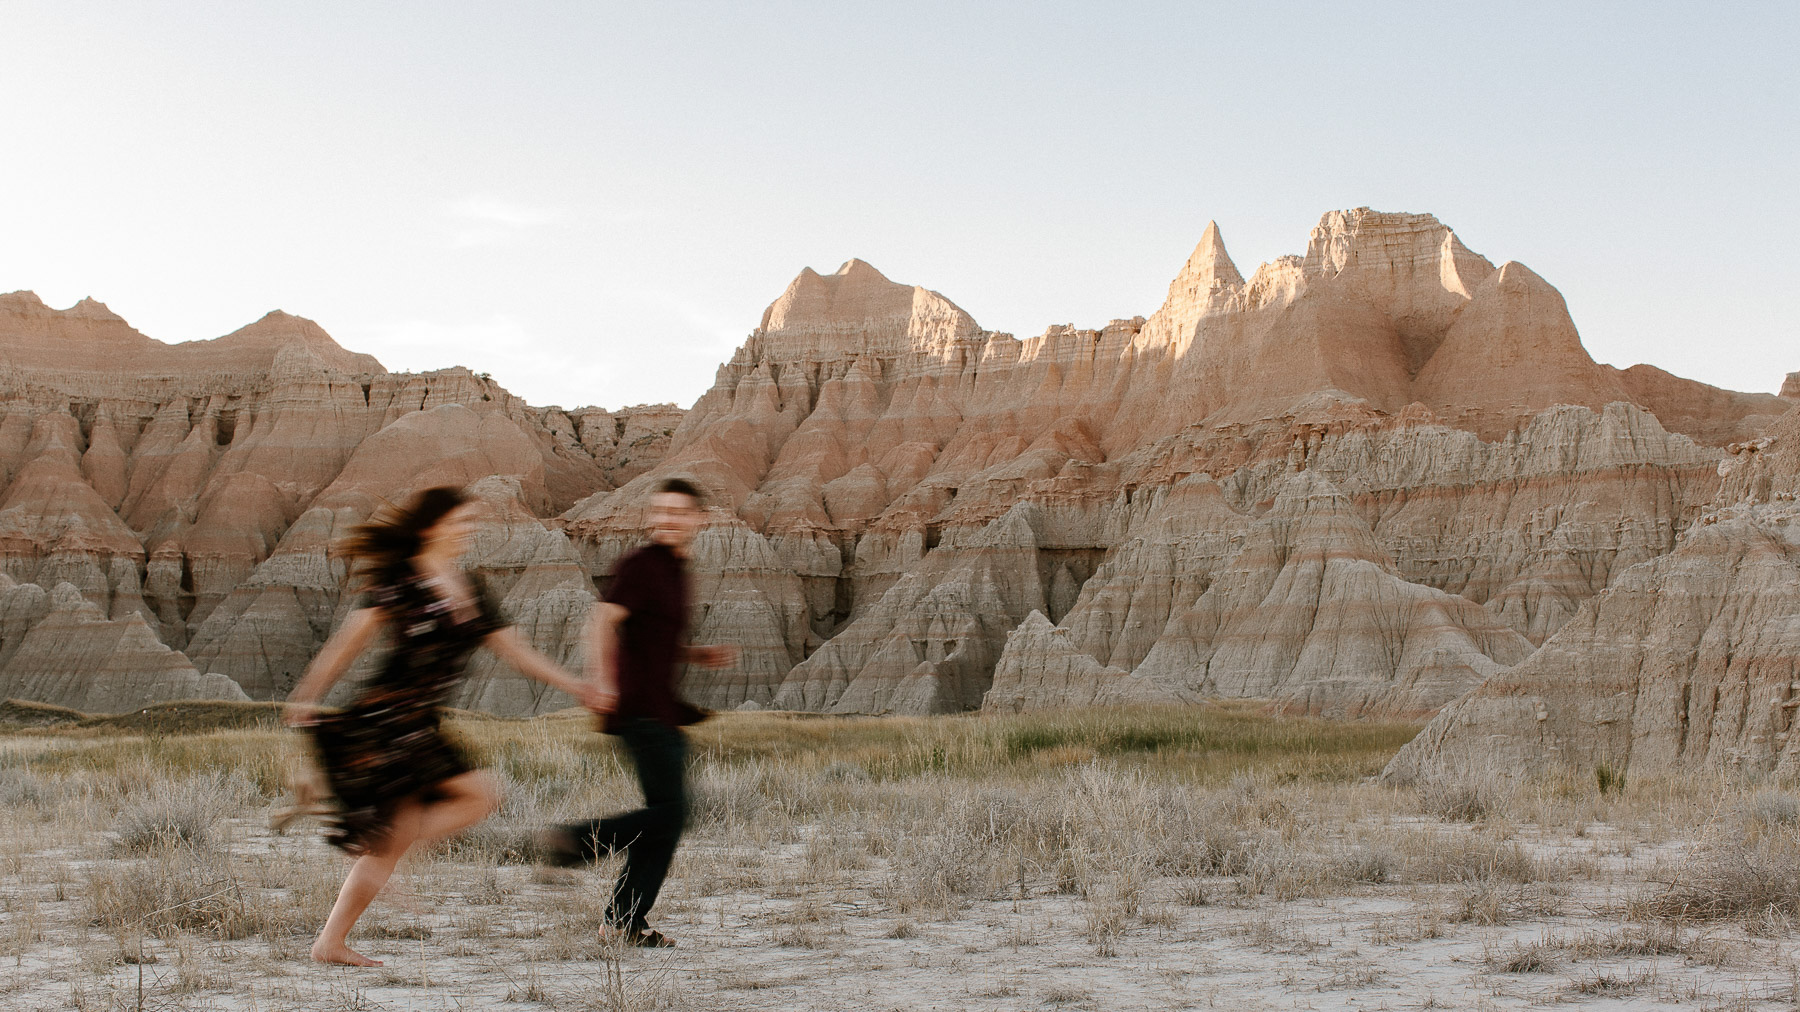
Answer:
[{"xmin": 537, "ymin": 477, "xmax": 736, "ymax": 947}]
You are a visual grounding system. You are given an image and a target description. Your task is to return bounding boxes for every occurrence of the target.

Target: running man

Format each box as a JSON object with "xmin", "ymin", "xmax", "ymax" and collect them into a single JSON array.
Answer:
[{"xmin": 539, "ymin": 477, "xmax": 735, "ymax": 946}]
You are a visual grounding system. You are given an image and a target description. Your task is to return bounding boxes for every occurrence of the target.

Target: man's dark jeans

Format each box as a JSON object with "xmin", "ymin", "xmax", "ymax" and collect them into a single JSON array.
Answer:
[{"xmin": 559, "ymin": 717, "xmax": 690, "ymax": 929}]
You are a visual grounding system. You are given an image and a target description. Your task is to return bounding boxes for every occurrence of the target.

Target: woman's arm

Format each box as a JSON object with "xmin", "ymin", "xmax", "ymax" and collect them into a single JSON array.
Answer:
[
  {"xmin": 484, "ymin": 626, "xmax": 597, "ymax": 706},
  {"xmin": 285, "ymin": 607, "xmax": 385, "ymax": 725}
]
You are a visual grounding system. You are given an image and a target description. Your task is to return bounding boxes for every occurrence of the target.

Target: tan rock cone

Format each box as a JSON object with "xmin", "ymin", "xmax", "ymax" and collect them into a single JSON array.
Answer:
[{"xmin": 0, "ymin": 582, "xmax": 246, "ymax": 712}]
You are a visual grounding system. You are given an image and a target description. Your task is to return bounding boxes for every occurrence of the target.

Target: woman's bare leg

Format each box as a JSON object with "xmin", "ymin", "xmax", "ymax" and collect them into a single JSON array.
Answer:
[
  {"xmin": 312, "ymin": 802, "xmax": 424, "ymax": 966},
  {"xmin": 411, "ymin": 771, "xmax": 501, "ymax": 843},
  {"xmin": 310, "ymin": 773, "xmax": 498, "ymax": 966}
]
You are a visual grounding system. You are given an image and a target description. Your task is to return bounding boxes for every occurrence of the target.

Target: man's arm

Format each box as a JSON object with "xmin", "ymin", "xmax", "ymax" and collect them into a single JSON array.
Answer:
[{"xmin": 586, "ymin": 602, "xmax": 629, "ymax": 713}]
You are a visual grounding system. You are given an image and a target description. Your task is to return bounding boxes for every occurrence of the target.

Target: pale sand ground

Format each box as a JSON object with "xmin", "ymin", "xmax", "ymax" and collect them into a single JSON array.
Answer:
[{"xmin": 4, "ymin": 816, "xmax": 1797, "ymax": 1011}]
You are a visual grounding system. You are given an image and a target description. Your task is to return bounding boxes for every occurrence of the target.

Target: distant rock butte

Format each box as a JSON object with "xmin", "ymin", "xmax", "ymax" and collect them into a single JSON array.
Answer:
[{"xmin": 0, "ymin": 207, "xmax": 1791, "ymax": 731}]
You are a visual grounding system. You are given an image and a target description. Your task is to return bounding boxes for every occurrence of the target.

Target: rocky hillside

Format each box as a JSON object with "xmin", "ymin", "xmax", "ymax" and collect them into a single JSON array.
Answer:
[
  {"xmin": 1385, "ymin": 401, "xmax": 1800, "ymax": 781},
  {"xmin": 1, "ymin": 208, "xmax": 1791, "ymax": 724},
  {"xmin": 0, "ymin": 290, "xmax": 681, "ymax": 712}
]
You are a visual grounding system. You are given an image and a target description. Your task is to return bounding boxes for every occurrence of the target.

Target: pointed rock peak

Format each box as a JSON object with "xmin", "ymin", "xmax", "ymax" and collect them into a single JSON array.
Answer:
[
  {"xmin": 66, "ymin": 297, "xmax": 124, "ymax": 321},
  {"xmin": 835, "ymin": 258, "xmax": 892, "ymax": 283},
  {"xmin": 220, "ymin": 309, "xmax": 341, "ymax": 348},
  {"xmin": 1179, "ymin": 221, "xmax": 1244, "ymax": 288},
  {"xmin": 975, "ymin": 501, "xmax": 1043, "ymax": 548},
  {"xmin": 1487, "ymin": 260, "xmax": 1558, "ymax": 295},
  {"xmin": 1438, "ymin": 231, "xmax": 1495, "ymax": 297},
  {"xmin": 1782, "ymin": 372, "xmax": 1799, "ymax": 400}
]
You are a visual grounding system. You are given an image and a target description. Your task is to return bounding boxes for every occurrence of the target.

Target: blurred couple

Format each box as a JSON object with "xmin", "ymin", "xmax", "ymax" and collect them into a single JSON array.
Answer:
[{"xmin": 285, "ymin": 478, "xmax": 731, "ymax": 965}]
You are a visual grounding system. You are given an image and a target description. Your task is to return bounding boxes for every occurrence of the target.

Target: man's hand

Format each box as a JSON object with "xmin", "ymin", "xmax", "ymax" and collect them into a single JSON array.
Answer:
[
  {"xmin": 685, "ymin": 645, "xmax": 739, "ymax": 669},
  {"xmin": 284, "ymin": 702, "xmax": 321, "ymax": 728}
]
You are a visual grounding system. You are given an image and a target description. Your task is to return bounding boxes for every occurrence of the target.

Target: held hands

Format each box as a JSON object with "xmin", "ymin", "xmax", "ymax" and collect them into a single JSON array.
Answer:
[{"xmin": 579, "ymin": 682, "xmax": 619, "ymax": 715}]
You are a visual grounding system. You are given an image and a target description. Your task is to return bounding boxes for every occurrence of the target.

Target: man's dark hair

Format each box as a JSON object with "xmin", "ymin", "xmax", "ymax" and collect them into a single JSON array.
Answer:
[{"xmin": 657, "ymin": 477, "xmax": 704, "ymax": 505}]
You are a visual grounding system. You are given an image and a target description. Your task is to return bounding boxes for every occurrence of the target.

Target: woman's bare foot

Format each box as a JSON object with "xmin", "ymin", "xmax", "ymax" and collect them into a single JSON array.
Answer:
[{"xmin": 311, "ymin": 940, "xmax": 382, "ymax": 966}]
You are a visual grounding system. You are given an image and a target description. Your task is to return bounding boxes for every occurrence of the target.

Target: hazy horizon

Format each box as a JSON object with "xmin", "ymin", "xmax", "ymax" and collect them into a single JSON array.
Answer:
[{"xmin": 4, "ymin": 1, "xmax": 1795, "ymax": 411}]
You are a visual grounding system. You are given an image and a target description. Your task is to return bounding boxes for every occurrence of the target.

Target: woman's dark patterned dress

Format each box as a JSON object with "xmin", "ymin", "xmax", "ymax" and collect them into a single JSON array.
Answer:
[{"xmin": 309, "ymin": 566, "xmax": 505, "ymax": 854}]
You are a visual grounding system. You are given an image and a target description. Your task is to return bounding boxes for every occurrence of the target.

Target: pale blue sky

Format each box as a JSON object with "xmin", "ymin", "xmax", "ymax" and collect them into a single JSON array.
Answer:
[{"xmin": 3, "ymin": 1, "xmax": 1794, "ymax": 409}]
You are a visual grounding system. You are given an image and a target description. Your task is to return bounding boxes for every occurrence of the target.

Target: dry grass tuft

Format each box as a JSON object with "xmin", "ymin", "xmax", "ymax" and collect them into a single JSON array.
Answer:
[{"xmin": 1486, "ymin": 936, "xmax": 1562, "ymax": 973}]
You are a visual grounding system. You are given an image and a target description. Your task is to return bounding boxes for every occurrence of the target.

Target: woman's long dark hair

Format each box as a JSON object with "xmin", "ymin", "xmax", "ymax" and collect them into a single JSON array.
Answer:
[{"xmin": 336, "ymin": 486, "xmax": 471, "ymax": 585}]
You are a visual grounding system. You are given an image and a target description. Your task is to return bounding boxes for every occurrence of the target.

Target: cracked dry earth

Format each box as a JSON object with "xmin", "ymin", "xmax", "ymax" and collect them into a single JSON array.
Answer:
[{"xmin": 4, "ymin": 717, "xmax": 1800, "ymax": 1011}]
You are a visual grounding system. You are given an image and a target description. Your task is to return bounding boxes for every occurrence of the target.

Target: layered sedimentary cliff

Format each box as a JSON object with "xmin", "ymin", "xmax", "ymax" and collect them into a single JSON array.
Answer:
[
  {"xmin": 0, "ymin": 290, "xmax": 682, "ymax": 712},
  {"xmin": 1387, "ymin": 402, "xmax": 1800, "ymax": 780},
  {"xmin": 565, "ymin": 208, "xmax": 1783, "ymax": 719},
  {"xmin": 0, "ymin": 207, "xmax": 1789, "ymax": 724}
]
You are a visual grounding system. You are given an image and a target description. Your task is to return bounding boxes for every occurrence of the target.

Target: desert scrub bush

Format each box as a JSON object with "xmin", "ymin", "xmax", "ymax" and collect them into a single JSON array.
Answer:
[
  {"xmin": 111, "ymin": 771, "xmax": 252, "ymax": 853},
  {"xmin": 1415, "ymin": 773, "xmax": 1511, "ymax": 822},
  {"xmin": 85, "ymin": 846, "xmax": 255, "ymax": 938},
  {"xmin": 0, "ymin": 767, "xmax": 60, "ymax": 815},
  {"xmin": 434, "ymin": 769, "xmax": 544, "ymax": 864},
  {"xmin": 1640, "ymin": 817, "xmax": 1800, "ymax": 921}
]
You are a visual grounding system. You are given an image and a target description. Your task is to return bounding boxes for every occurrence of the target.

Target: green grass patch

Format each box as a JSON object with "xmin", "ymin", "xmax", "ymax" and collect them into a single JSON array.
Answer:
[{"xmin": 0, "ymin": 702, "xmax": 1423, "ymax": 789}]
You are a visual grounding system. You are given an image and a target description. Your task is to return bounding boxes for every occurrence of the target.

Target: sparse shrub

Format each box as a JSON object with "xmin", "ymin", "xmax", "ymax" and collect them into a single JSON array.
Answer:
[
  {"xmin": 0, "ymin": 768, "xmax": 57, "ymax": 811},
  {"xmin": 1417, "ymin": 774, "xmax": 1509, "ymax": 822},
  {"xmin": 1174, "ymin": 879, "xmax": 1210, "ymax": 907},
  {"xmin": 111, "ymin": 773, "xmax": 241, "ymax": 853},
  {"xmin": 820, "ymin": 761, "xmax": 869, "ymax": 782},
  {"xmin": 881, "ymin": 821, "xmax": 986, "ymax": 916},
  {"xmin": 1404, "ymin": 835, "xmax": 1536, "ymax": 884},
  {"xmin": 1333, "ymin": 844, "xmax": 1397, "ymax": 884},
  {"xmin": 85, "ymin": 847, "xmax": 252, "ymax": 938}
]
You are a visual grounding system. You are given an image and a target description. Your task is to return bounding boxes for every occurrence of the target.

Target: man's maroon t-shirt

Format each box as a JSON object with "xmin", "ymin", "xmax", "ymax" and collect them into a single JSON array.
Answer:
[{"xmin": 602, "ymin": 543, "xmax": 705, "ymax": 731}]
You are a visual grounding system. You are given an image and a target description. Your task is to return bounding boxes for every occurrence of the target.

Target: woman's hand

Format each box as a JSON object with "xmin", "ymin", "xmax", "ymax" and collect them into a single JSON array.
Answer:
[{"xmin": 284, "ymin": 701, "xmax": 322, "ymax": 728}]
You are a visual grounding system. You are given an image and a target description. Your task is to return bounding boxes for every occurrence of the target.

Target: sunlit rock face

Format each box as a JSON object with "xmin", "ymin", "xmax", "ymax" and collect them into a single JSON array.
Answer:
[
  {"xmin": 1, "ymin": 207, "xmax": 1792, "ymax": 721},
  {"xmin": 566, "ymin": 209, "xmax": 1782, "ymax": 718}
]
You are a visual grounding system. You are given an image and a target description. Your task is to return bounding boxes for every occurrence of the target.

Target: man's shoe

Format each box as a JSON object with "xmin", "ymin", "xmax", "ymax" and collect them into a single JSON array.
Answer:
[{"xmin": 602, "ymin": 924, "xmax": 675, "ymax": 948}]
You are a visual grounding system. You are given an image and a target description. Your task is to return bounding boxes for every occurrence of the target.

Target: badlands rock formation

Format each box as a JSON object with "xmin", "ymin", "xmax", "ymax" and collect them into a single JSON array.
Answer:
[
  {"xmin": 567, "ymin": 208, "xmax": 1782, "ymax": 718},
  {"xmin": 0, "ymin": 290, "xmax": 680, "ymax": 713},
  {"xmin": 0, "ymin": 207, "xmax": 1790, "ymax": 724},
  {"xmin": 1388, "ymin": 401, "xmax": 1800, "ymax": 780}
]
